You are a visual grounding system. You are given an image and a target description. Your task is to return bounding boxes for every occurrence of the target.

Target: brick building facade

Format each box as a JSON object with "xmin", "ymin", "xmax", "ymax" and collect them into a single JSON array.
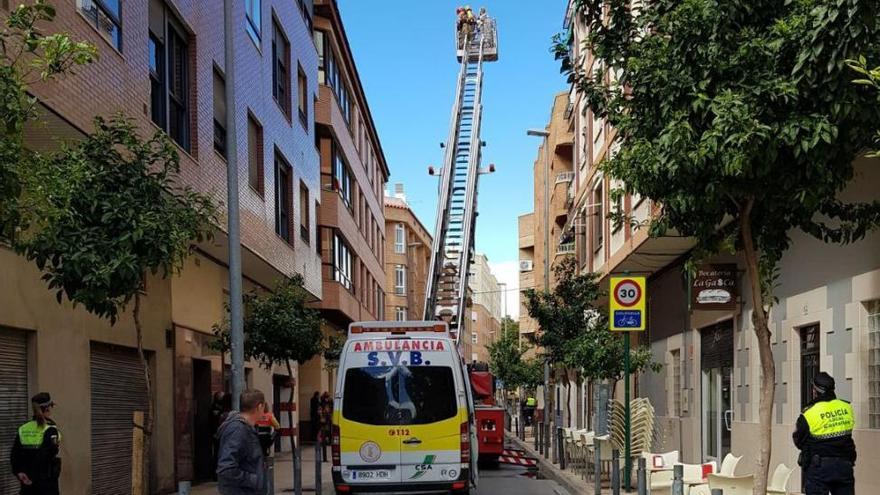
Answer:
[{"xmin": 0, "ymin": 0, "xmax": 323, "ymax": 492}]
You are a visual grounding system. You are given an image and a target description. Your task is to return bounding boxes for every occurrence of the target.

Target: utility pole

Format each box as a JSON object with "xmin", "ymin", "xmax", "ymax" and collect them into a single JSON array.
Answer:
[
  {"xmin": 223, "ymin": 0, "xmax": 245, "ymax": 410},
  {"xmin": 527, "ymin": 128, "xmax": 551, "ymax": 456}
]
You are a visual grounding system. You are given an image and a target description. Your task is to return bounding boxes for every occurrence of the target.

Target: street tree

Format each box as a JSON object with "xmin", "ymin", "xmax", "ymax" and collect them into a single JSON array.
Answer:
[
  {"xmin": 523, "ymin": 257, "xmax": 658, "ymax": 422},
  {"xmin": 487, "ymin": 319, "xmax": 542, "ymax": 391},
  {"xmin": 17, "ymin": 116, "xmax": 217, "ymax": 487},
  {"xmin": 213, "ymin": 275, "xmax": 323, "ymax": 457},
  {"xmin": 848, "ymin": 56, "xmax": 880, "ymax": 155},
  {"xmin": 0, "ymin": 1, "xmax": 95, "ymax": 237},
  {"xmin": 556, "ymin": 1, "xmax": 880, "ymax": 491}
]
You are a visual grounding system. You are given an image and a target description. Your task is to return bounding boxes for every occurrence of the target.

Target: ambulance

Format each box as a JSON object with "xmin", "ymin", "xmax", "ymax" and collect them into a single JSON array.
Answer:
[{"xmin": 331, "ymin": 321, "xmax": 478, "ymax": 494}]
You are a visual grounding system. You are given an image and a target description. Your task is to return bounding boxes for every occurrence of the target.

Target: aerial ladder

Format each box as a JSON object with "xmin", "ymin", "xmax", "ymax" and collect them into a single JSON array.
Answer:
[{"xmin": 423, "ymin": 16, "xmax": 499, "ymax": 346}]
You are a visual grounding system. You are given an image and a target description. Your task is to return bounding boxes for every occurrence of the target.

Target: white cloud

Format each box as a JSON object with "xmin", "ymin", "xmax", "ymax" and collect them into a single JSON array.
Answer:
[{"xmin": 488, "ymin": 260, "xmax": 521, "ymax": 319}]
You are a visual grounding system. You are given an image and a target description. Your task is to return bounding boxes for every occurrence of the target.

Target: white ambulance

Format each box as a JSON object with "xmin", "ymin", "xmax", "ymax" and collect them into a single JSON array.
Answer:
[{"xmin": 331, "ymin": 321, "xmax": 478, "ymax": 494}]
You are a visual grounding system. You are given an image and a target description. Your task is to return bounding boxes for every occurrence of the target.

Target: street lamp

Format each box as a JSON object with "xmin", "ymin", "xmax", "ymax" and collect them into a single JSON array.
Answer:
[{"xmin": 526, "ymin": 128, "xmax": 552, "ymax": 459}]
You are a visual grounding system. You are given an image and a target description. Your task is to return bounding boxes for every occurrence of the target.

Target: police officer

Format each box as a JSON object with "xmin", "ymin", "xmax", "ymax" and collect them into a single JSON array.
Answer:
[
  {"xmin": 793, "ymin": 372, "xmax": 856, "ymax": 495},
  {"xmin": 10, "ymin": 393, "xmax": 61, "ymax": 495}
]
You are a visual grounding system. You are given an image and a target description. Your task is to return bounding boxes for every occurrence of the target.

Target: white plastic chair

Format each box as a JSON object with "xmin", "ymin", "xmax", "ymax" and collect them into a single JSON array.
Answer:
[
  {"xmin": 767, "ymin": 463, "xmax": 794, "ymax": 495},
  {"xmin": 707, "ymin": 473, "xmax": 754, "ymax": 495},
  {"xmin": 719, "ymin": 453, "xmax": 743, "ymax": 476}
]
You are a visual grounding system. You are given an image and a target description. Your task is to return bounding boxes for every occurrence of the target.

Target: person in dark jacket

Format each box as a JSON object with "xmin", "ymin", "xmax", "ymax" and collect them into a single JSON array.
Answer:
[
  {"xmin": 793, "ymin": 372, "xmax": 856, "ymax": 495},
  {"xmin": 216, "ymin": 389, "xmax": 268, "ymax": 495},
  {"xmin": 309, "ymin": 392, "xmax": 320, "ymax": 441},
  {"xmin": 10, "ymin": 392, "xmax": 61, "ymax": 495}
]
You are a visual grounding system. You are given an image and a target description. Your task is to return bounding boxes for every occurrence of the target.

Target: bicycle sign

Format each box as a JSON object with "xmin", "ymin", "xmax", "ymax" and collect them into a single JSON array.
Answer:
[{"xmin": 610, "ymin": 276, "xmax": 646, "ymax": 331}]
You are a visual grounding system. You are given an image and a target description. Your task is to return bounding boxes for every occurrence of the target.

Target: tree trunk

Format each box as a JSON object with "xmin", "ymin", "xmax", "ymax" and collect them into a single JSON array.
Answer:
[
  {"xmin": 565, "ymin": 369, "xmax": 573, "ymax": 428},
  {"xmin": 285, "ymin": 359, "xmax": 297, "ymax": 456},
  {"xmin": 133, "ymin": 293, "xmax": 154, "ymax": 495},
  {"xmin": 741, "ymin": 207, "xmax": 775, "ymax": 495}
]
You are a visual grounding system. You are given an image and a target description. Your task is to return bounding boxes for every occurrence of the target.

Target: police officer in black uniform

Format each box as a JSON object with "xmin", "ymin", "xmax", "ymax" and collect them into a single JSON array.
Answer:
[
  {"xmin": 793, "ymin": 372, "xmax": 856, "ymax": 495},
  {"xmin": 10, "ymin": 393, "xmax": 61, "ymax": 495}
]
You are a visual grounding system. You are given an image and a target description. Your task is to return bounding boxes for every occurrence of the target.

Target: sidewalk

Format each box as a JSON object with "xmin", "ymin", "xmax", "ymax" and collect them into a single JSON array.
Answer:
[
  {"xmin": 507, "ymin": 428, "xmax": 637, "ymax": 495},
  {"xmin": 190, "ymin": 442, "xmax": 334, "ymax": 495}
]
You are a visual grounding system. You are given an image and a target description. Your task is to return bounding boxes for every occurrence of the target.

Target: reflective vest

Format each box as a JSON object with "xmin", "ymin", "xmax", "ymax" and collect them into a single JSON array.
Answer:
[
  {"xmin": 18, "ymin": 421, "xmax": 60, "ymax": 448},
  {"xmin": 526, "ymin": 397, "xmax": 536, "ymax": 407},
  {"xmin": 803, "ymin": 399, "xmax": 854, "ymax": 440}
]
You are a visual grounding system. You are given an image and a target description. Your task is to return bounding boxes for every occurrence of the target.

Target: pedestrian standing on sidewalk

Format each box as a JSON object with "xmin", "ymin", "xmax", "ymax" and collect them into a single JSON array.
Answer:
[
  {"xmin": 793, "ymin": 372, "xmax": 857, "ymax": 495},
  {"xmin": 309, "ymin": 391, "xmax": 320, "ymax": 442},
  {"xmin": 10, "ymin": 393, "xmax": 61, "ymax": 495},
  {"xmin": 216, "ymin": 389, "xmax": 268, "ymax": 495}
]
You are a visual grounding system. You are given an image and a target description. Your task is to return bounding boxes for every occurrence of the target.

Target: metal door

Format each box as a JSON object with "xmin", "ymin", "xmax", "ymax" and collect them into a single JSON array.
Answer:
[
  {"xmin": 0, "ymin": 328, "xmax": 29, "ymax": 495},
  {"xmin": 90, "ymin": 342, "xmax": 148, "ymax": 494}
]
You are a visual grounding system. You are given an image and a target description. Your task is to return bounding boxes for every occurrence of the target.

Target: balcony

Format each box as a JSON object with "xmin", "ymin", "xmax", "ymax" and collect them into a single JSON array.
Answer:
[
  {"xmin": 556, "ymin": 242, "xmax": 575, "ymax": 256},
  {"xmin": 555, "ymin": 171, "xmax": 575, "ymax": 184}
]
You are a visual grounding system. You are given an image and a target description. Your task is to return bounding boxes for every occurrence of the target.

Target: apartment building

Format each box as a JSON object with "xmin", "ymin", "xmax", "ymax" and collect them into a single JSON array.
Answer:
[
  {"xmin": 560, "ymin": 2, "xmax": 880, "ymax": 491},
  {"xmin": 298, "ymin": 0, "xmax": 390, "ymax": 437},
  {"xmin": 384, "ymin": 184, "xmax": 433, "ymax": 323},
  {"xmin": 518, "ymin": 213, "xmax": 538, "ymax": 342},
  {"xmin": 517, "ymin": 92, "xmax": 575, "ymax": 351},
  {"xmin": 468, "ymin": 254, "xmax": 503, "ymax": 364},
  {"xmin": 0, "ymin": 0, "xmax": 321, "ymax": 492}
]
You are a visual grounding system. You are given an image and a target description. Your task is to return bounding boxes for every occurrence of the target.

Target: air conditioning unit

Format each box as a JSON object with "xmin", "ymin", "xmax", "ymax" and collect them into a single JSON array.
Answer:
[{"xmin": 519, "ymin": 260, "xmax": 534, "ymax": 272}]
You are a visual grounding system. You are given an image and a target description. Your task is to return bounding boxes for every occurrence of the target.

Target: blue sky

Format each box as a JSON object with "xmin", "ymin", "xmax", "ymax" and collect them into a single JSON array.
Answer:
[{"xmin": 337, "ymin": 0, "xmax": 569, "ymax": 316}]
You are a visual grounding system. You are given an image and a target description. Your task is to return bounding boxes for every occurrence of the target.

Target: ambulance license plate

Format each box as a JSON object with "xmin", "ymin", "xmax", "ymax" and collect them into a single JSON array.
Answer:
[{"xmin": 351, "ymin": 469, "xmax": 391, "ymax": 480}]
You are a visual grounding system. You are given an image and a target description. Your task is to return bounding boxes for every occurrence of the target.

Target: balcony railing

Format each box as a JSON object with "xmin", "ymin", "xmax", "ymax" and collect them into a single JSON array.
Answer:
[
  {"xmin": 556, "ymin": 242, "xmax": 576, "ymax": 255},
  {"xmin": 555, "ymin": 172, "xmax": 575, "ymax": 184}
]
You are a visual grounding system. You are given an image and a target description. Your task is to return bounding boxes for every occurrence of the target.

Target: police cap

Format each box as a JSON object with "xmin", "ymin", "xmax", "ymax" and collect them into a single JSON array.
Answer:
[
  {"xmin": 812, "ymin": 372, "xmax": 835, "ymax": 394},
  {"xmin": 31, "ymin": 392, "xmax": 55, "ymax": 408}
]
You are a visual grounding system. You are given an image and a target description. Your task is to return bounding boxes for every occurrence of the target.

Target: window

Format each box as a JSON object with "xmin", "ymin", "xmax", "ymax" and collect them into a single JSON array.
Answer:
[
  {"xmin": 592, "ymin": 180, "xmax": 604, "ymax": 253},
  {"xmin": 612, "ymin": 186, "xmax": 624, "ymax": 234},
  {"xmin": 274, "ymin": 152, "xmax": 292, "ymax": 243},
  {"xmin": 148, "ymin": 3, "xmax": 190, "ymax": 151},
  {"xmin": 672, "ymin": 349, "xmax": 682, "ymax": 417},
  {"xmin": 800, "ymin": 324, "xmax": 820, "ymax": 410},
  {"xmin": 272, "ymin": 20, "xmax": 290, "ymax": 117},
  {"xmin": 867, "ymin": 301, "xmax": 880, "ymax": 428},
  {"xmin": 394, "ymin": 265, "xmax": 406, "ymax": 295},
  {"xmin": 333, "ymin": 233, "xmax": 353, "ymax": 290},
  {"xmin": 315, "ymin": 202, "xmax": 321, "ymax": 254},
  {"xmin": 213, "ymin": 67, "xmax": 227, "ymax": 156},
  {"xmin": 300, "ymin": 181, "xmax": 310, "ymax": 243},
  {"xmin": 297, "ymin": 64, "xmax": 308, "ymax": 126},
  {"xmin": 245, "ymin": 0, "xmax": 261, "ymax": 42},
  {"xmin": 472, "ymin": 332, "xmax": 478, "ymax": 344},
  {"xmin": 247, "ymin": 115, "xmax": 264, "ymax": 194},
  {"xmin": 395, "ymin": 307, "xmax": 406, "ymax": 322},
  {"xmin": 332, "ymin": 144, "xmax": 352, "ymax": 206},
  {"xmin": 77, "ymin": 0, "xmax": 121, "ymax": 49},
  {"xmin": 342, "ymin": 366, "xmax": 457, "ymax": 425},
  {"xmin": 315, "ymin": 30, "xmax": 351, "ymax": 124},
  {"xmin": 395, "ymin": 223, "xmax": 406, "ymax": 254},
  {"xmin": 296, "ymin": 0, "xmax": 313, "ymax": 31}
]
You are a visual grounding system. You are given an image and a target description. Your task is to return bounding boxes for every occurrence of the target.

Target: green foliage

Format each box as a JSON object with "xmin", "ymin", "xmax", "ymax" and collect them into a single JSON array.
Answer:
[
  {"xmin": 523, "ymin": 257, "xmax": 659, "ymax": 380},
  {"xmin": 0, "ymin": 0, "xmax": 96, "ymax": 237},
  {"xmin": 848, "ymin": 56, "xmax": 880, "ymax": 157},
  {"xmin": 212, "ymin": 275, "xmax": 324, "ymax": 369},
  {"xmin": 487, "ymin": 318, "xmax": 543, "ymax": 390},
  {"xmin": 322, "ymin": 331, "xmax": 346, "ymax": 370},
  {"xmin": 16, "ymin": 116, "xmax": 217, "ymax": 322},
  {"xmin": 558, "ymin": 0, "xmax": 880, "ymax": 289},
  {"xmin": 523, "ymin": 257, "xmax": 602, "ymax": 365}
]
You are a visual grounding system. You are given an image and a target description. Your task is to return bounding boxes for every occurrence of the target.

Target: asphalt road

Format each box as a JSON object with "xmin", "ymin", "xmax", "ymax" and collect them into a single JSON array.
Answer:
[{"xmin": 475, "ymin": 463, "xmax": 569, "ymax": 495}]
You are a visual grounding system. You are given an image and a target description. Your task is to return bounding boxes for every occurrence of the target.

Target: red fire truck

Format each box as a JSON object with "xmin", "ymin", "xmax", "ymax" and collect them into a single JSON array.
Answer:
[{"xmin": 469, "ymin": 367, "xmax": 505, "ymax": 465}]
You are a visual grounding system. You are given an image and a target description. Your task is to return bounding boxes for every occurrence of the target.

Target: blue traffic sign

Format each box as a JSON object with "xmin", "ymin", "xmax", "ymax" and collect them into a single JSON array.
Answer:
[{"xmin": 613, "ymin": 310, "xmax": 642, "ymax": 329}]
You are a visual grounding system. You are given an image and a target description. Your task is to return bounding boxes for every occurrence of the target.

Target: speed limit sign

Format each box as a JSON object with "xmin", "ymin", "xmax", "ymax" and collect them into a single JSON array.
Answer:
[{"xmin": 610, "ymin": 276, "xmax": 646, "ymax": 331}]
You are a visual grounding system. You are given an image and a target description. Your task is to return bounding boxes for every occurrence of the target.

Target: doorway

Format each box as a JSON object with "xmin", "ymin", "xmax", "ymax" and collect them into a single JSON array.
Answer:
[
  {"xmin": 800, "ymin": 324, "xmax": 820, "ymax": 409},
  {"xmin": 192, "ymin": 359, "xmax": 214, "ymax": 481},
  {"xmin": 700, "ymin": 320, "xmax": 734, "ymax": 463}
]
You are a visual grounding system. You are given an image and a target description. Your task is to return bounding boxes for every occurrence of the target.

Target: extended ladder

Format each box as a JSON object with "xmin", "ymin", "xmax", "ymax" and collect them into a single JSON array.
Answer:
[{"xmin": 424, "ymin": 20, "xmax": 498, "ymax": 344}]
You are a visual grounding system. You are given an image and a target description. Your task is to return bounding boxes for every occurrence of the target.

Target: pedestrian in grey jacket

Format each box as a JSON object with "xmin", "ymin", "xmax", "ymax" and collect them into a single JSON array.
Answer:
[{"xmin": 216, "ymin": 389, "xmax": 268, "ymax": 495}]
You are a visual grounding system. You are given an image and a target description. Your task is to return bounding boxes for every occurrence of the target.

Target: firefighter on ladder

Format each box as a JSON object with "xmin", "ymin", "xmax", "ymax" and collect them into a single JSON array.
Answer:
[{"xmin": 11, "ymin": 393, "xmax": 61, "ymax": 495}]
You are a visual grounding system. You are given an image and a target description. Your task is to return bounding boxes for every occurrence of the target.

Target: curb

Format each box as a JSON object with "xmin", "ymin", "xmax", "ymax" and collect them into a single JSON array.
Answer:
[{"xmin": 506, "ymin": 432, "xmax": 586, "ymax": 495}]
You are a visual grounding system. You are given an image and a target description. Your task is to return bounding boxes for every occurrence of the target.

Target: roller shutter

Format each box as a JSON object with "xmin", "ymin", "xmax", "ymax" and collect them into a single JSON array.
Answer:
[
  {"xmin": 90, "ymin": 343, "xmax": 148, "ymax": 495},
  {"xmin": 0, "ymin": 328, "xmax": 29, "ymax": 495}
]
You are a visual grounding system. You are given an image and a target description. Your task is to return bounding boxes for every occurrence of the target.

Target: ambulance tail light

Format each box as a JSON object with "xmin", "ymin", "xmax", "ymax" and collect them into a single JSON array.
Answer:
[
  {"xmin": 331, "ymin": 424, "xmax": 341, "ymax": 467},
  {"xmin": 460, "ymin": 421, "xmax": 470, "ymax": 465}
]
